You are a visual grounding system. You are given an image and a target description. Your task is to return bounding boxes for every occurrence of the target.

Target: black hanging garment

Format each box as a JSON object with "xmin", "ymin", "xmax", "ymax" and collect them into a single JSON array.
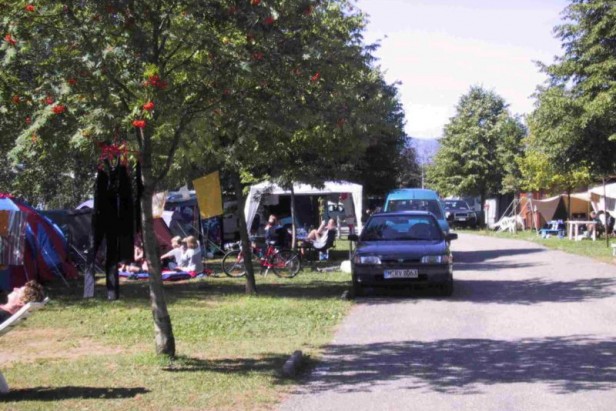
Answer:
[
  {"xmin": 134, "ymin": 161, "xmax": 144, "ymax": 235},
  {"xmin": 83, "ymin": 168, "xmax": 109, "ymax": 298},
  {"xmin": 84, "ymin": 161, "xmax": 137, "ymax": 300}
]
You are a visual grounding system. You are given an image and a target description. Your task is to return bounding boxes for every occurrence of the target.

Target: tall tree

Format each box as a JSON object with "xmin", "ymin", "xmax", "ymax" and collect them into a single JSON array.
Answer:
[
  {"xmin": 1, "ymin": 0, "xmax": 409, "ymax": 340},
  {"xmin": 426, "ymin": 86, "xmax": 525, "ymax": 210},
  {"xmin": 0, "ymin": 0, "xmax": 272, "ymax": 356},
  {"xmin": 529, "ymin": 0, "xmax": 616, "ymax": 178}
]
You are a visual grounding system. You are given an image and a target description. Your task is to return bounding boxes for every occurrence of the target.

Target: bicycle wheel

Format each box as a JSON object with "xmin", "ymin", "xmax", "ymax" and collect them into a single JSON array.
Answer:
[
  {"xmin": 222, "ymin": 250, "xmax": 247, "ymax": 278},
  {"xmin": 272, "ymin": 250, "xmax": 301, "ymax": 278}
]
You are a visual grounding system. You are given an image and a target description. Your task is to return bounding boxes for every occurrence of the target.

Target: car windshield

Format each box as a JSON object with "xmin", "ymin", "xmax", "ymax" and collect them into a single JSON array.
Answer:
[
  {"xmin": 387, "ymin": 199, "xmax": 444, "ymax": 218},
  {"xmin": 444, "ymin": 201, "xmax": 469, "ymax": 210},
  {"xmin": 361, "ymin": 215, "xmax": 443, "ymax": 241}
]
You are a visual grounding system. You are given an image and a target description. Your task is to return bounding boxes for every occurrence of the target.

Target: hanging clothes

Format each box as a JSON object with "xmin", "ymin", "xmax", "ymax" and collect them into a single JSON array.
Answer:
[{"xmin": 84, "ymin": 161, "xmax": 141, "ymax": 300}]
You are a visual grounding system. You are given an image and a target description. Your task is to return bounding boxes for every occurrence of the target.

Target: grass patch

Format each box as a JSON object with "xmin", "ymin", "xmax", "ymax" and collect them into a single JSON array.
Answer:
[
  {"xmin": 0, "ymin": 263, "xmax": 352, "ymax": 410},
  {"xmin": 460, "ymin": 228, "xmax": 615, "ymax": 264}
]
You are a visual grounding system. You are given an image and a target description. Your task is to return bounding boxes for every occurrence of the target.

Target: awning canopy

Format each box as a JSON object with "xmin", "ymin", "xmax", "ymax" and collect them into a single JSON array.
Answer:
[{"xmin": 244, "ymin": 181, "xmax": 363, "ymax": 233}]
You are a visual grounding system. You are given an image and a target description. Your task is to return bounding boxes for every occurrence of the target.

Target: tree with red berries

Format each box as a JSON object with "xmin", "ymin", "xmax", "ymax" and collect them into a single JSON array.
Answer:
[{"xmin": 1, "ymin": 0, "xmax": 412, "ymax": 355}]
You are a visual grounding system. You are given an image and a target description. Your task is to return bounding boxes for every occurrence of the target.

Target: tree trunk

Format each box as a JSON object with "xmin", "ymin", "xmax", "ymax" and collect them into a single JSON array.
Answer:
[
  {"xmin": 232, "ymin": 172, "xmax": 257, "ymax": 294},
  {"xmin": 290, "ymin": 186, "xmax": 297, "ymax": 250},
  {"xmin": 603, "ymin": 177, "xmax": 609, "ymax": 248},
  {"xmin": 140, "ymin": 130, "xmax": 176, "ymax": 357},
  {"xmin": 566, "ymin": 189, "xmax": 571, "ymax": 221},
  {"xmin": 480, "ymin": 193, "xmax": 486, "ymax": 228}
]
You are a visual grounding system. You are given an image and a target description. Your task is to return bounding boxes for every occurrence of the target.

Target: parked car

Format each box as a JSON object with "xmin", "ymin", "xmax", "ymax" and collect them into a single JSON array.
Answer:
[
  {"xmin": 383, "ymin": 188, "xmax": 450, "ymax": 234},
  {"xmin": 348, "ymin": 211, "xmax": 457, "ymax": 297},
  {"xmin": 443, "ymin": 199, "xmax": 478, "ymax": 228}
]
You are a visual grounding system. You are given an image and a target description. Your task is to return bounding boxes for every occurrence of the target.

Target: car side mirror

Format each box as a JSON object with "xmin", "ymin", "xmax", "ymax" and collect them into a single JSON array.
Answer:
[
  {"xmin": 348, "ymin": 234, "xmax": 359, "ymax": 242},
  {"xmin": 446, "ymin": 232, "xmax": 458, "ymax": 241},
  {"xmin": 446, "ymin": 212, "xmax": 454, "ymax": 222}
]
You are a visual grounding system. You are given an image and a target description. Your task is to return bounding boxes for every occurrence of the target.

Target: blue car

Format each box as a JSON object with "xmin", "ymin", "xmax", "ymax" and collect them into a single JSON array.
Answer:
[
  {"xmin": 349, "ymin": 211, "xmax": 457, "ymax": 296},
  {"xmin": 383, "ymin": 188, "xmax": 450, "ymax": 234}
]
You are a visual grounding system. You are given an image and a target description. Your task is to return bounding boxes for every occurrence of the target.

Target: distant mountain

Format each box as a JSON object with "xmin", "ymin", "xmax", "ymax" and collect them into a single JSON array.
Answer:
[{"xmin": 409, "ymin": 137, "xmax": 440, "ymax": 165}]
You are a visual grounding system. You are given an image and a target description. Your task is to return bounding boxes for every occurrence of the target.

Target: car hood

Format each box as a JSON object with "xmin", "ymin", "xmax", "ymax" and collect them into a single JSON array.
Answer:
[{"xmin": 356, "ymin": 240, "xmax": 448, "ymax": 258}]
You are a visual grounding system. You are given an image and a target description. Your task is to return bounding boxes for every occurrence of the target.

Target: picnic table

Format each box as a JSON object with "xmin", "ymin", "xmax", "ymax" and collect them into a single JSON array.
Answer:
[{"xmin": 566, "ymin": 220, "xmax": 596, "ymax": 241}]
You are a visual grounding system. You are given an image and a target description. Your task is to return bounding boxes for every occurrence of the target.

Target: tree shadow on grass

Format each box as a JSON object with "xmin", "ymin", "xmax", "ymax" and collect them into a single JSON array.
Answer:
[
  {"xmin": 161, "ymin": 354, "xmax": 297, "ymax": 383},
  {"xmin": 298, "ymin": 335, "xmax": 616, "ymax": 395},
  {"xmin": 46, "ymin": 273, "xmax": 350, "ymax": 308},
  {"xmin": 0, "ymin": 386, "xmax": 149, "ymax": 402}
]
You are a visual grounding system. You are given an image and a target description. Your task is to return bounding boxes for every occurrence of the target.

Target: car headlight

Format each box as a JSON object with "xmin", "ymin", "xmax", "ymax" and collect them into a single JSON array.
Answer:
[
  {"xmin": 353, "ymin": 255, "xmax": 382, "ymax": 265},
  {"xmin": 421, "ymin": 255, "xmax": 450, "ymax": 264}
]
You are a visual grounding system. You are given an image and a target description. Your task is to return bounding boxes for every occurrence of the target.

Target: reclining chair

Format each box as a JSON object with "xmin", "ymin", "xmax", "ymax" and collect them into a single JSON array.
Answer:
[
  {"xmin": 0, "ymin": 297, "xmax": 50, "ymax": 393},
  {"xmin": 300, "ymin": 229, "xmax": 337, "ymax": 271}
]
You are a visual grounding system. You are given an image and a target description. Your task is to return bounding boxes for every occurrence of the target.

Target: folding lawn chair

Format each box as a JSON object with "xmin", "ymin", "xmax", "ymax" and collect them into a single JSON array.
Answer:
[{"xmin": 0, "ymin": 297, "xmax": 50, "ymax": 394}]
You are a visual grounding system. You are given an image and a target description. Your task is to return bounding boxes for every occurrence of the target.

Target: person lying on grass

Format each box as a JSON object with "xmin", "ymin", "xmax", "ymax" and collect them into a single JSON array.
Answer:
[{"xmin": 0, "ymin": 280, "xmax": 45, "ymax": 324}]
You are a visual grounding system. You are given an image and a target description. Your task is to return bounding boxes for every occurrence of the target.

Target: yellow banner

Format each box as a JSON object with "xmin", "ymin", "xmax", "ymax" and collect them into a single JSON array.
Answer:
[{"xmin": 193, "ymin": 171, "xmax": 223, "ymax": 218}]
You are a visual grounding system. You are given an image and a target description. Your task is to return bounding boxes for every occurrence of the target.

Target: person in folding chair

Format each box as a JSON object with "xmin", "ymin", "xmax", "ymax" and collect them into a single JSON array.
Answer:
[
  {"xmin": 303, "ymin": 218, "xmax": 337, "ymax": 264},
  {"xmin": 306, "ymin": 218, "xmax": 337, "ymax": 248},
  {"xmin": 0, "ymin": 281, "xmax": 46, "ymax": 324}
]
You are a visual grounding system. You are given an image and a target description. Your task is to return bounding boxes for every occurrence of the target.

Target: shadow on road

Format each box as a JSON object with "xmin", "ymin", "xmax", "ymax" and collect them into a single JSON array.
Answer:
[
  {"xmin": 454, "ymin": 248, "xmax": 546, "ymax": 264},
  {"xmin": 452, "ymin": 277, "xmax": 616, "ymax": 304},
  {"xmin": 299, "ymin": 335, "xmax": 616, "ymax": 394},
  {"xmin": 357, "ymin": 277, "xmax": 616, "ymax": 305}
]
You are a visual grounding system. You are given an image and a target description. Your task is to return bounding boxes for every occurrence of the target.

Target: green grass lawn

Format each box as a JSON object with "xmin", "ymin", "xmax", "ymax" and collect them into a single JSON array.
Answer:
[
  {"xmin": 0, "ymin": 250, "xmax": 353, "ymax": 410},
  {"xmin": 458, "ymin": 228, "xmax": 615, "ymax": 264}
]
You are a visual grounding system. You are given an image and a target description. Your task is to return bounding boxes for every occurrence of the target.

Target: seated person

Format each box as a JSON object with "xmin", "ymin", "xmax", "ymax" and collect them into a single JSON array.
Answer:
[
  {"xmin": 0, "ymin": 280, "xmax": 45, "ymax": 324},
  {"xmin": 588, "ymin": 211, "xmax": 605, "ymax": 237},
  {"xmin": 176, "ymin": 236, "xmax": 203, "ymax": 276},
  {"xmin": 306, "ymin": 218, "xmax": 337, "ymax": 249},
  {"xmin": 119, "ymin": 244, "xmax": 149, "ymax": 273},
  {"xmin": 606, "ymin": 212, "xmax": 615, "ymax": 236},
  {"xmin": 264, "ymin": 215, "xmax": 280, "ymax": 243},
  {"xmin": 160, "ymin": 236, "xmax": 185, "ymax": 269}
]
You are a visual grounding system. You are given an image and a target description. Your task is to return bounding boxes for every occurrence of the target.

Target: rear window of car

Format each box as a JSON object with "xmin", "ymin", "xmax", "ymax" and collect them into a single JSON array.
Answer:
[
  {"xmin": 444, "ymin": 201, "xmax": 469, "ymax": 210},
  {"xmin": 386, "ymin": 199, "xmax": 444, "ymax": 218},
  {"xmin": 361, "ymin": 215, "xmax": 443, "ymax": 241}
]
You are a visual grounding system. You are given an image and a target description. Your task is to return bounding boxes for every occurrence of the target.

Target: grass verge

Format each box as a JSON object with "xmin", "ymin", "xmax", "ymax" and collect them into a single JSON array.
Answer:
[{"xmin": 0, "ymin": 260, "xmax": 352, "ymax": 410}]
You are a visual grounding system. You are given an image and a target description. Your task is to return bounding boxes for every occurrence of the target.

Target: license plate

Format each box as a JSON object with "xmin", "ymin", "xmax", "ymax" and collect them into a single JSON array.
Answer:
[
  {"xmin": 384, "ymin": 269, "xmax": 419, "ymax": 279},
  {"xmin": 456, "ymin": 217, "xmax": 467, "ymax": 221}
]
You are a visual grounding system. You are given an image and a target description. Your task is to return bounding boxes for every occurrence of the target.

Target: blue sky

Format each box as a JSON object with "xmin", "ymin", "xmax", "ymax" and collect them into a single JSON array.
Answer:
[{"xmin": 354, "ymin": 0, "xmax": 569, "ymax": 139}]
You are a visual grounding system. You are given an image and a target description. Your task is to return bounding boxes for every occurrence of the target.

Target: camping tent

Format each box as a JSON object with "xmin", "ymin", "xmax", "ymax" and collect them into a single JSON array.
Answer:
[
  {"xmin": 589, "ymin": 182, "xmax": 616, "ymax": 215},
  {"xmin": 525, "ymin": 193, "xmax": 592, "ymax": 225},
  {"xmin": 0, "ymin": 194, "xmax": 78, "ymax": 291},
  {"xmin": 244, "ymin": 181, "xmax": 364, "ymax": 234},
  {"xmin": 40, "ymin": 208, "xmax": 93, "ymax": 257}
]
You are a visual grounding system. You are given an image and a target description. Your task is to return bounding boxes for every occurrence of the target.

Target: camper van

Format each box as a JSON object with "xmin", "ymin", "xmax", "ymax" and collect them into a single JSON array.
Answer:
[{"xmin": 383, "ymin": 188, "xmax": 450, "ymax": 234}]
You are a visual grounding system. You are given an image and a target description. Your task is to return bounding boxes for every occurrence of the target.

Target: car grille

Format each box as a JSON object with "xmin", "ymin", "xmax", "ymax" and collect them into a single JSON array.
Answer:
[{"xmin": 380, "ymin": 258, "xmax": 421, "ymax": 268}]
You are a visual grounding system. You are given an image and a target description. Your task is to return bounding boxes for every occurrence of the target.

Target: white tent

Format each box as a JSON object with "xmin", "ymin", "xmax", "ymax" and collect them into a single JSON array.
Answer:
[
  {"xmin": 244, "ymin": 181, "xmax": 363, "ymax": 234},
  {"xmin": 589, "ymin": 182, "xmax": 616, "ymax": 214}
]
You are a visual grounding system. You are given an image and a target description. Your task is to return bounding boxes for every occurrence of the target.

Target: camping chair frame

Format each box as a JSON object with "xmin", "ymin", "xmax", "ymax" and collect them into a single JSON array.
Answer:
[
  {"xmin": 299, "ymin": 229, "xmax": 337, "ymax": 271},
  {"xmin": 0, "ymin": 297, "xmax": 50, "ymax": 393}
]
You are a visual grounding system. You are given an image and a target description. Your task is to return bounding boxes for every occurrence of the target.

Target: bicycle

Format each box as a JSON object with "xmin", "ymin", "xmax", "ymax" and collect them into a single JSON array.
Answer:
[{"xmin": 221, "ymin": 240, "xmax": 301, "ymax": 278}]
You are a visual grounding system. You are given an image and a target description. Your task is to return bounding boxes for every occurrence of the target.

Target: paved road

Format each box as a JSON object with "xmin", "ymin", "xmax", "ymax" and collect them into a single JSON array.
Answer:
[{"xmin": 278, "ymin": 233, "xmax": 616, "ymax": 411}]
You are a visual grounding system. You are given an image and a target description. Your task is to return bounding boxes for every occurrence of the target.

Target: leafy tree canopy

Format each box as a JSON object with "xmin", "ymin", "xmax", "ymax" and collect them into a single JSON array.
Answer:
[
  {"xmin": 426, "ymin": 86, "xmax": 525, "ymax": 202},
  {"xmin": 530, "ymin": 0, "xmax": 616, "ymax": 178}
]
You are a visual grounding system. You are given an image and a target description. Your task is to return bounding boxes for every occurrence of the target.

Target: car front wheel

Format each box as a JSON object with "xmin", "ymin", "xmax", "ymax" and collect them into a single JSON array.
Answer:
[
  {"xmin": 440, "ymin": 278, "xmax": 454, "ymax": 297},
  {"xmin": 352, "ymin": 275, "xmax": 363, "ymax": 298}
]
